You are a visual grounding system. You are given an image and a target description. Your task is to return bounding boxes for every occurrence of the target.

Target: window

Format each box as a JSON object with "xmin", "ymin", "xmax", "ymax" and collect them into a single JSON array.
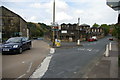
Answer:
[
  {"xmin": 98, "ymin": 29, "xmax": 100, "ymax": 32},
  {"xmin": 22, "ymin": 38, "xmax": 27, "ymax": 42},
  {"xmin": 95, "ymin": 29, "xmax": 96, "ymax": 32}
]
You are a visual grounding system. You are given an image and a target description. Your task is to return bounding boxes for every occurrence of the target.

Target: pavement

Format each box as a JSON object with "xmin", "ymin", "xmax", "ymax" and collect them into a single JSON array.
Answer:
[
  {"xmin": 83, "ymin": 41, "xmax": 118, "ymax": 78},
  {"xmin": 2, "ymin": 40, "xmax": 50, "ymax": 79}
]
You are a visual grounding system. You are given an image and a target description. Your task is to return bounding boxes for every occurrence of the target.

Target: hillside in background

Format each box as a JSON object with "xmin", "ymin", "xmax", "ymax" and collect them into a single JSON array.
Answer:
[{"xmin": 27, "ymin": 22, "xmax": 51, "ymax": 38}]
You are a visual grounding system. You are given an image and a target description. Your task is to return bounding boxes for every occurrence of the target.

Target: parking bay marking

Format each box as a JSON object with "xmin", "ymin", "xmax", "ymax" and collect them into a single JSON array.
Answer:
[
  {"xmin": 15, "ymin": 74, "xmax": 26, "ymax": 80},
  {"xmin": 22, "ymin": 61, "xmax": 25, "ymax": 64},
  {"xmin": 15, "ymin": 62, "xmax": 33, "ymax": 79},
  {"xmin": 27, "ymin": 62, "xmax": 33, "ymax": 73}
]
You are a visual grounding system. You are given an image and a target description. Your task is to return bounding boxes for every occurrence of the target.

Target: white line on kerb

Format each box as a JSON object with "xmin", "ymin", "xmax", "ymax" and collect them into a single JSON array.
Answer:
[{"xmin": 30, "ymin": 55, "xmax": 52, "ymax": 78}]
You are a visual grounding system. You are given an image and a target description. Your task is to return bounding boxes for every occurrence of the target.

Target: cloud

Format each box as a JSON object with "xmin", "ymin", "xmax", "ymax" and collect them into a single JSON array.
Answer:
[
  {"xmin": 75, "ymin": 10, "xmax": 84, "ymax": 14},
  {"xmin": 30, "ymin": 3, "xmax": 42, "ymax": 8},
  {"xmin": 2, "ymin": 0, "xmax": 118, "ymax": 26},
  {"xmin": 30, "ymin": 0, "xmax": 69, "ymax": 11},
  {"xmin": 2, "ymin": 0, "xmax": 39, "ymax": 2},
  {"xmin": 29, "ymin": 0, "xmax": 70, "ymax": 22},
  {"xmin": 70, "ymin": 0, "xmax": 118, "ymax": 26},
  {"xmin": 56, "ymin": 12, "xmax": 73, "ymax": 21},
  {"xmin": 56, "ymin": 0, "xmax": 69, "ymax": 11},
  {"xmin": 28, "ymin": 16, "xmax": 37, "ymax": 21}
]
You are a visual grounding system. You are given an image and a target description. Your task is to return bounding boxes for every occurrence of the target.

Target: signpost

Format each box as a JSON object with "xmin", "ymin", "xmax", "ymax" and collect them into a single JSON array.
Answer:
[
  {"xmin": 52, "ymin": 26, "xmax": 59, "ymax": 31},
  {"xmin": 52, "ymin": 0, "xmax": 60, "ymax": 47},
  {"xmin": 51, "ymin": 22, "xmax": 59, "ymax": 46}
]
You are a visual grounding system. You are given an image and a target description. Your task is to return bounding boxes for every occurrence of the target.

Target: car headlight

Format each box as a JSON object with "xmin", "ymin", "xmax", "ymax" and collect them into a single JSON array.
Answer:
[{"xmin": 13, "ymin": 45, "xmax": 19, "ymax": 48}]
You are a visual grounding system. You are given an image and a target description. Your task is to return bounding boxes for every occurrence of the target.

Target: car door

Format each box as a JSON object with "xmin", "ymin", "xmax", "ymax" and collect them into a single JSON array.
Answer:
[
  {"xmin": 24, "ymin": 37, "xmax": 30, "ymax": 49},
  {"xmin": 22, "ymin": 37, "xmax": 27, "ymax": 50}
]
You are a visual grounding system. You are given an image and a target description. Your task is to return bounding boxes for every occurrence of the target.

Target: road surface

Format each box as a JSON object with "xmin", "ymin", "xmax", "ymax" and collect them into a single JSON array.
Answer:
[{"xmin": 42, "ymin": 37, "xmax": 111, "ymax": 78}]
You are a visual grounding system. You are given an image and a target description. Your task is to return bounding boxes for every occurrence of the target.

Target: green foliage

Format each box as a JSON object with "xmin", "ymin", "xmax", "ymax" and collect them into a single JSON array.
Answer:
[
  {"xmin": 27, "ymin": 22, "xmax": 50, "ymax": 38},
  {"xmin": 112, "ymin": 24, "xmax": 120, "ymax": 39},
  {"xmin": 92, "ymin": 23, "xmax": 100, "ymax": 27},
  {"xmin": 100, "ymin": 24, "xmax": 111, "ymax": 36},
  {"xmin": 92, "ymin": 23, "xmax": 114, "ymax": 36}
]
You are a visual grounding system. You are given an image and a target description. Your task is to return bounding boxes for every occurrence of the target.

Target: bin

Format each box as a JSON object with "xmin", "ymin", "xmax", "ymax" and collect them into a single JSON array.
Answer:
[{"xmin": 55, "ymin": 39, "xmax": 61, "ymax": 47}]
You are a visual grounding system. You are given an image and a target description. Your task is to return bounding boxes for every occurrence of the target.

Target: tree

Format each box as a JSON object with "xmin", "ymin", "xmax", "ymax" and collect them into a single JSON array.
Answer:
[
  {"xmin": 27, "ymin": 22, "xmax": 50, "ymax": 38},
  {"xmin": 112, "ymin": 24, "xmax": 120, "ymax": 39},
  {"xmin": 92, "ymin": 23, "xmax": 99, "ymax": 27},
  {"xmin": 100, "ymin": 24, "xmax": 111, "ymax": 36}
]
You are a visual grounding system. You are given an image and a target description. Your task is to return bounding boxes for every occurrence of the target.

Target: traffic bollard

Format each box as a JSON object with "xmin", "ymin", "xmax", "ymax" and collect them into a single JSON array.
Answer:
[
  {"xmin": 109, "ymin": 42, "xmax": 112, "ymax": 51},
  {"xmin": 105, "ymin": 44, "xmax": 109, "ymax": 57},
  {"xmin": 50, "ymin": 48, "xmax": 55, "ymax": 54},
  {"xmin": 77, "ymin": 40, "xmax": 80, "ymax": 46}
]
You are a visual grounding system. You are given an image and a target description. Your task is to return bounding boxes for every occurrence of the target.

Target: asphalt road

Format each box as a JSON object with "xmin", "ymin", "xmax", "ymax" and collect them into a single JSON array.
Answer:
[
  {"xmin": 42, "ymin": 37, "xmax": 111, "ymax": 78},
  {"xmin": 2, "ymin": 40, "xmax": 50, "ymax": 79}
]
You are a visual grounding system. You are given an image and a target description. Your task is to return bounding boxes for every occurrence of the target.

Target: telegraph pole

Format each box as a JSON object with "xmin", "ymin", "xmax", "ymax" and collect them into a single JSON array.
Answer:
[
  {"xmin": 53, "ymin": 0, "xmax": 55, "ymax": 23},
  {"xmin": 78, "ymin": 18, "xmax": 80, "ymax": 39},
  {"xmin": 52, "ymin": 0, "xmax": 55, "ymax": 46},
  {"xmin": 78, "ymin": 18, "xmax": 80, "ymax": 26}
]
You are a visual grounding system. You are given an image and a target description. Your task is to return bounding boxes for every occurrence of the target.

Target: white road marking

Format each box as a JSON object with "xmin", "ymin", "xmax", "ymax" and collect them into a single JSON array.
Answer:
[
  {"xmin": 78, "ymin": 48, "xmax": 93, "ymax": 51},
  {"xmin": 22, "ymin": 61, "xmax": 25, "ymax": 64},
  {"xmin": 78, "ymin": 48, "xmax": 100, "ymax": 54},
  {"xmin": 30, "ymin": 55, "xmax": 53, "ymax": 78},
  {"xmin": 27, "ymin": 62, "xmax": 33, "ymax": 73},
  {"xmin": 87, "ymin": 49, "xmax": 92, "ymax": 51},
  {"xmin": 74, "ymin": 72, "xmax": 77, "ymax": 74},
  {"xmin": 78, "ymin": 48, "xmax": 85, "ymax": 51},
  {"xmin": 94, "ymin": 50, "xmax": 99, "ymax": 52},
  {"xmin": 57, "ymin": 71, "xmax": 65, "ymax": 75},
  {"xmin": 15, "ymin": 74, "xmax": 26, "ymax": 80}
]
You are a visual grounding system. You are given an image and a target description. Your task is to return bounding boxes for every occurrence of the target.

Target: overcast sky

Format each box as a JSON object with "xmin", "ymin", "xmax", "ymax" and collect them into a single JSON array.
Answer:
[{"xmin": 0, "ymin": 0, "xmax": 118, "ymax": 26}]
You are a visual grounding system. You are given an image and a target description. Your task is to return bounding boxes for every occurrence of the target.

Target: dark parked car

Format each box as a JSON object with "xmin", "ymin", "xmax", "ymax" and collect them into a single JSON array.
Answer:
[{"xmin": 1, "ymin": 37, "xmax": 32, "ymax": 54}]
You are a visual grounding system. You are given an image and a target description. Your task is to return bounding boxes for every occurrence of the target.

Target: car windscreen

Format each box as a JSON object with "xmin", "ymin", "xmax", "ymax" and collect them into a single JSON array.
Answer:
[{"xmin": 6, "ymin": 37, "xmax": 22, "ymax": 43}]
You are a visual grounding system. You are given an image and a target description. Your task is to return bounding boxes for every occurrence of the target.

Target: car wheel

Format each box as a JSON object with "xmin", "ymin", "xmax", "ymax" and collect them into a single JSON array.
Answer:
[{"xmin": 19, "ymin": 47, "xmax": 22, "ymax": 54}]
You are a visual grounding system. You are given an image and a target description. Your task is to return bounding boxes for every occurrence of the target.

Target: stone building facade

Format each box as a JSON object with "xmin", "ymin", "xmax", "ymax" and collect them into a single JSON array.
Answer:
[
  {"xmin": 58, "ymin": 23, "xmax": 104, "ymax": 42},
  {"xmin": 89, "ymin": 27, "xmax": 104, "ymax": 39},
  {"xmin": 78, "ymin": 24, "xmax": 90, "ymax": 41},
  {"xmin": 0, "ymin": 6, "xmax": 28, "ymax": 41},
  {"xmin": 59, "ymin": 23, "xmax": 78, "ymax": 41},
  {"xmin": 58, "ymin": 23, "xmax": 91, "ymax": 42}
]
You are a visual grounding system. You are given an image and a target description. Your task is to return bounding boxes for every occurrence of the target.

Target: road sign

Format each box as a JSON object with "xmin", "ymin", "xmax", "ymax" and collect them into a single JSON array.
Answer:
[
  {"xmin": 52, "ymin": 26, "xmax": 59, "ymax": 31},
  {"xmin": 52, "ymin": 29, "xmax": 59, "ymax": 31}
]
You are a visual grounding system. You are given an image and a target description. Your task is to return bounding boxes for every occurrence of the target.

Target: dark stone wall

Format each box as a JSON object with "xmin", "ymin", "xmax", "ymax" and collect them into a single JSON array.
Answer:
[{"xmin": 1, "ymin": 6, "xmax": 27, "ymax": 40}]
